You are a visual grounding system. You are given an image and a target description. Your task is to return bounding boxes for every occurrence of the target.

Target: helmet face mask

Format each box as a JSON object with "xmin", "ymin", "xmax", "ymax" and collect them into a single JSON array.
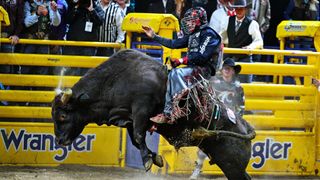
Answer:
[
  {"xmin": 181, "ymin": 17, "xmax": 198, "ymax": 35},
  {"xmin": 180, "ymin": 7, "xmax": 207, "ymax": 35}
]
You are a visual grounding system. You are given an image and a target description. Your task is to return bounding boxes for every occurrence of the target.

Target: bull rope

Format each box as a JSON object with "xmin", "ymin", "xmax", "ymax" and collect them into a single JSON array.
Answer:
[
  {"xmin": 170, "ymin": 75, "xmax": 219, "ymax": 123},
  {"xmin": 170, "ymin": 75, "xmax": 256, "ymax": 141},
  {"xmin": 193, "ymin": 126, "xmax": 256, "ymax": 140}
]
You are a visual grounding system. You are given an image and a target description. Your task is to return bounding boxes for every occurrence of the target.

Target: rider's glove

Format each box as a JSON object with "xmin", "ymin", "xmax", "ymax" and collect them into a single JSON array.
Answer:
[
  {"xmin": 171, "ymin": 58, "xmax": 181, "ymax": 68},
  {"xmin": 171, "ymin": 57, "xmax": 188, "ymax": 68}
]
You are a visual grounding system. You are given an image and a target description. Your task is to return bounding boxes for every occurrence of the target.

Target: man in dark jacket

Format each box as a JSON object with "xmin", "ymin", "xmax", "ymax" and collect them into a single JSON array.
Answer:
[
  {"xmin": 0, "ymin": 0, "xmax": 24, "ymax": 104},
  {"xmin": 23, "ymin": 0, "xmax": 61, "ymax": 76},
  {"xmin": 143, "ymin": 7, "xmax": 221, "ymax": 124},
  {"xmin": 63, "ymin": 0, "xmax": 104, "ymax": 75},
  {"xmin": 0, "ymin": 0, "xmax": 24, "ymax": 76}
]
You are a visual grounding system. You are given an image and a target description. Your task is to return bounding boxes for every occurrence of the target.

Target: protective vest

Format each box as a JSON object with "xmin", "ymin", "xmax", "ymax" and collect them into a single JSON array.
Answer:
[{"xmin": 187, "ymin": 26, "xmax": 221, "ymax": 76}]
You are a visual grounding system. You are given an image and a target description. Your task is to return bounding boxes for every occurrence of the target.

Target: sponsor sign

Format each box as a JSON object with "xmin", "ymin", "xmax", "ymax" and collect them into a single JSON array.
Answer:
[
  {"xmin": 284, "ymin": 22, "xmax": 307, "ymax": 32},
  {"xmin": 251, "ymin": 138, "xmax": 292, "ymax": 169},
  {"xmin": 167, "ymin": 132, "xmax": 316, "ymax": 175},
  {"xmin": 0, "ymin": 128, "xmax": 95, "ymax": 162},
  {"xmin": 0, "ymin": 122, "xmax": 122, "ymax": 166}
]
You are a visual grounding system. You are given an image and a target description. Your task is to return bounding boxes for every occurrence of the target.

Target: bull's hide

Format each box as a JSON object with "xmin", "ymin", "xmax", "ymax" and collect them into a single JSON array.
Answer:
[{"xmin": 52, "ymin": 49, "xmax": 255, "ymax": 180}]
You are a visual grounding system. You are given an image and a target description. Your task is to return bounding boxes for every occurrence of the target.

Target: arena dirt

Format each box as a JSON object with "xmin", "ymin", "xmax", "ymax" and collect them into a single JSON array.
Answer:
[
  {"xmin": 0, "ymin": 165, "xmax": 222, "ymax": 180},
  {"xmin": 0, "ymin": 165, "xmax": 318, "ymax": 180}
]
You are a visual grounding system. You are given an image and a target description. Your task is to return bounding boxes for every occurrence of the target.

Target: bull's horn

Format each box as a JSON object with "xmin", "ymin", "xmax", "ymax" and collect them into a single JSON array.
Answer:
[{"xmin": 61, "ymin": 89, "xmax": 72, "ymax": 105}]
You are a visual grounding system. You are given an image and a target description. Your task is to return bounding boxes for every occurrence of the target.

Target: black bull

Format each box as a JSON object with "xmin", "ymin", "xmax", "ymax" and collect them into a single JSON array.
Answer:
[{"xmin": 52, "ymin": 49, "xmax": 255, "ymax": 179}]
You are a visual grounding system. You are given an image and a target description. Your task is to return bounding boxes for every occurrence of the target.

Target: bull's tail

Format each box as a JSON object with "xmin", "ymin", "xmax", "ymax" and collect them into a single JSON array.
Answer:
[{"xmin": 192, "ymin": 126, "xmax": 256, "ymax": 141}]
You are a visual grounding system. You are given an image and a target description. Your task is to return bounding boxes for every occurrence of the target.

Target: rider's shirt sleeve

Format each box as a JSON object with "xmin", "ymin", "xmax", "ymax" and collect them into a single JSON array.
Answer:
[
  {"xmin": 186, "ymin": 28, "xmax": 221, "ymax": 66},
  {"xmin": 153, "ymin": 34, "xmax": 189, "ymax": 49}
]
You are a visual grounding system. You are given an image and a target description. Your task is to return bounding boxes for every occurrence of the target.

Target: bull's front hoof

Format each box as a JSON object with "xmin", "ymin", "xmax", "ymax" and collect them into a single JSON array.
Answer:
[
  {"xmin": 144, "ymin": 158, "xmax": 153, "ymax": 171},
  {"xmin": 152, "ymin": 154, "xmax": 163, "ymax": 167}
]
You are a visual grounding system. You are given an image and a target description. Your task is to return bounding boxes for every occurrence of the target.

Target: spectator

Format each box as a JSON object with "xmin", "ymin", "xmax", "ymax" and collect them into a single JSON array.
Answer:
[
  {"xmin": 284, "ymin": 0, "xmax": 319, "ymax": 50},
  {"xmin": 209, "ymin": 0, "xmax": 235, "ymax": 34},
  {"xmin": 49, "ymin": 0, "xmax": 68, "ymax": 54},
  {"xmin": 147, "ymin": 0, "xmax": 176, "ymax": 16},
  {"xmin": 211, "ymin": 58, "xmax": 245, "ymax": 117},
  {"xmin": 115, "ymin": 0, "xmax": 134, "ymax": 17},
  {"xmin": 23, "ymin": 0, "xmax": 61, "ymax": 75},
  {"xmin": 64, "ymin": 0, "xmax": 104, "ymax": 75},
  {"xmin": 50, "ymin": 0, "xmax": 68, "ymax": 75},
  {"xmin": 247, "ymin": 0, "xmax": 271, "ymax": 35},
  {"xmin": 142, "ymin": 7, "xmax": 221, "ymax": 124},
  {"xmin": 309, "ymin": 0, "xmax": 319, "ymax": 20},
  {"xmin": 127, "ymin": 0, "xmax": 135, "ymax": 12},
  {"xmin": 190, "ymin": 58, "xmax": 244, "ymax": 179},
  {"xmin": 179, "ymin": 0, "xmax": 217, "ymax": 21},
  {"xmin": 175, "ymin": 0, "xmax": 185, "ymax": 18},
  {"xmin": 219, "ymin": 0, "xmax": 263, "ymax": 83},
  {"xmin": 285, "ymin": 0, "xmax": 319, "ymax": 20},
  {"xmin": 264, "ymin": 0, "xmax": 290, "ymax": 47},
  {"xmin": 0, "ymin": 0, "xmax": 24, "ymax": 105},
  {"xmin": 193, "ymin": 0, "xmax": 217, "ymax": 22},
  {"xmin": 0, "ymin": 0, "xmax": 24, "ymax": 72},
  {"xmin": 135, "ymin": 0, "xmax": 150, "ymax": 12},
  {"xmin": 96, "ymin": 0, "xmax": 125, "ymax": 56},
  {"xmin": 246, "ymin": 0, "xmax": 270, "ymax": 81},
  {"xmin": 115, "ymin": 0, "xmax": 133, "ymax": 46},
  {"xmin": 179, "ymin": 0, "xmax": 192, "ymax": 19}
]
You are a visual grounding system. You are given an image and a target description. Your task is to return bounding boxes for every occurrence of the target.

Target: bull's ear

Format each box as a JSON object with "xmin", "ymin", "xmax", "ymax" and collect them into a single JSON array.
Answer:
[{"xmin": 77, "ymin": 93, "xmax": 91, "ymax": 103}]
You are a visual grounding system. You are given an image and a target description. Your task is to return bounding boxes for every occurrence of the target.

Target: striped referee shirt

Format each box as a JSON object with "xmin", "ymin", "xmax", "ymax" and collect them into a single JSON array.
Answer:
[{"xmin": 97, "ymin": 1, "xmax": 125, "ymax": 43}]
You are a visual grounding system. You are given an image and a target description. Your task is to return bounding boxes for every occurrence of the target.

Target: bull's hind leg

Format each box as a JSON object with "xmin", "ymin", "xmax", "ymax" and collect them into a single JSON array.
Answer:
[
  {"xmin": 201, "ymin": 137, "xmax": 252, "ymax": 180},
  {"xmin": 131, "ymin": 100, "xmax": 163, "ymax": 171}
]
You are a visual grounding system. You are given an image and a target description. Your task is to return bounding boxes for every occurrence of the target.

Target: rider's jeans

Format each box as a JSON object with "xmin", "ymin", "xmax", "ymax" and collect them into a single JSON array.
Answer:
[{"xmin": 163, "ymin": 67, "xmax": 193, "ymax": 115}]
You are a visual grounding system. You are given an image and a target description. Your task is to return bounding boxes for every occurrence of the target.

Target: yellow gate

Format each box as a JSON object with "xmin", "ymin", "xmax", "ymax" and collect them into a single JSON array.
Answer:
[
  {"xmin": 1, "ymin": 7, "xmax": 320, "ymax": 177},
  {"xmin": 153, "ymin": 48, "xmax": 320, "ymax": 176},
  {"xmin": 0, "ymin": 6, "xmax": 126, "ymax": 167}
]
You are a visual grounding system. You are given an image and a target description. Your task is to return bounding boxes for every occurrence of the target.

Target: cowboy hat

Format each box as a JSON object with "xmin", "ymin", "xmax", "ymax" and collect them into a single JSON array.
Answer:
[
  {"xmin": 223, "ymin": 57, "xmax": 241, "ymax": 74},
  {"xmin": 229, "ymin": 0, "xmax": 251, "ymax": 8}
]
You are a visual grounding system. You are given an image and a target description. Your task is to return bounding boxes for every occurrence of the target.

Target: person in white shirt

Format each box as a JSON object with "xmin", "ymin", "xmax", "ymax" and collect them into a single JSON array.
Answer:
[
  {"xmin": 209, "ymin": 0, "xmax": 235, "ymax": 35},
  {"xmin": 115, "ymin": 0, "xmax": 133, "ymax": 17},
  {"xmin": 219, "ymin": 0, "xmax": 263, "ymax": 83},
  {"xmin": 96, "ymin": 0, "xmax": 125, "ymax": 56}
]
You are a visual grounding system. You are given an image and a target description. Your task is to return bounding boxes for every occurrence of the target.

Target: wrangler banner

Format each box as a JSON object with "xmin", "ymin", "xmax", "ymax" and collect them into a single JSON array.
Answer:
[
  {"xmin": 0, "ymin": 122, "xmax": 122, "ymax": 166},
  {"xmin": 159, "ymin": 131, "xmax": 316, "ymax": 176}
]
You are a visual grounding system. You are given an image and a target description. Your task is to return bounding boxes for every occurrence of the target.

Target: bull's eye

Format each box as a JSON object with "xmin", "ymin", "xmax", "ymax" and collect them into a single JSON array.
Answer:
[{"xmin": 60, "ymin": 114, "xmax": 66, "ymax": 121}]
